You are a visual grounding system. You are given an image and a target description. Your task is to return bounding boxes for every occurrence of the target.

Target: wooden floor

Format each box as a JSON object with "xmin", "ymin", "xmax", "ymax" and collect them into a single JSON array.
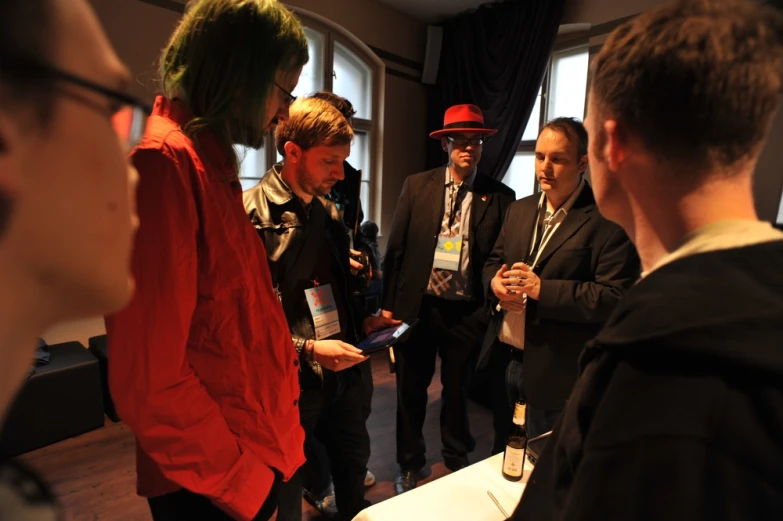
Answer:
[{"xmin": 21, "ymin": 355, "xmax": 494, "ymax": 520}]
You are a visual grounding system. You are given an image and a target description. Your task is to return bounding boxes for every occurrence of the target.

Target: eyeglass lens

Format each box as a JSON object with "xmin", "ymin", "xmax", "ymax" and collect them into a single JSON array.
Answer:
[
  {"xmin": 111, "ymin": 105, "xmax": 147, "ymax": 150},
  {"xmin": 451, "ymin": 137, "xmax": 483, "ymax": 146}
]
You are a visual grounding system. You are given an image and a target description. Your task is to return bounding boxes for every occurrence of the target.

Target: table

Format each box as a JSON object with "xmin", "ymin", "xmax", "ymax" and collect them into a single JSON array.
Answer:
[{"xmin": 352, "ymin": 453, "xmax": 533, "ymax": 521}]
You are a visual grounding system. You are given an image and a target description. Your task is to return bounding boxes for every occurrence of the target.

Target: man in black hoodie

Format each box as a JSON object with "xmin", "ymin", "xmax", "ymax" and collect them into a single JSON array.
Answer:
[{"xmin": 512, "ymin": 0, "xmax": 783, "ymax": 520}]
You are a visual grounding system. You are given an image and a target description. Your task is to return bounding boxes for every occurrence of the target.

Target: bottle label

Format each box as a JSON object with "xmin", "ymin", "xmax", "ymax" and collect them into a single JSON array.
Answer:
[
  {"xmin": 513, "ymin": 403, "xmax": 526, "ymax": 426},
  {"xmin": 503, "ymin": 446, "xmax": 525, "ymax": 477}
]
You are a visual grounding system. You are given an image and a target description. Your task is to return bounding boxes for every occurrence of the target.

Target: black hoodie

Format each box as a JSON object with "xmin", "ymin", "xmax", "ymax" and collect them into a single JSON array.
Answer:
[{"xmin": 512, "ymin": 240, "xmax": 783, "ymax": 521}]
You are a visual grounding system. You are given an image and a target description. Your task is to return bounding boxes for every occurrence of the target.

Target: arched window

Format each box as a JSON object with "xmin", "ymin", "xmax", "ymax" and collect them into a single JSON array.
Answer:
[{"xmin": 238, "ymin": 8, "xmax": 385, "ymax": 225}]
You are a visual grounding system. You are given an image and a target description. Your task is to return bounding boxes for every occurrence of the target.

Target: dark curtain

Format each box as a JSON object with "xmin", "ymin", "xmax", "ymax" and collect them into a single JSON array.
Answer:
[{"xmin": 426, "ymin": 0, "xmax": 566, "ymax": 180}]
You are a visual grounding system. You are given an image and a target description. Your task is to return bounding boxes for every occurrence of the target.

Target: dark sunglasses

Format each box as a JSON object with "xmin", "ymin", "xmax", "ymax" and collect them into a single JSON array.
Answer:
[{"xmin": 1, "ymin": 56, "xmax": 151, "ymax": 150}]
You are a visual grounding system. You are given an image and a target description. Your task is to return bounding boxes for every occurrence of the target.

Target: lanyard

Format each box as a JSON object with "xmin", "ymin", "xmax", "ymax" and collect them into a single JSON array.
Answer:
[{"xmin": 526, "ymin": 206, "xmax": 557, "ymax": 268}]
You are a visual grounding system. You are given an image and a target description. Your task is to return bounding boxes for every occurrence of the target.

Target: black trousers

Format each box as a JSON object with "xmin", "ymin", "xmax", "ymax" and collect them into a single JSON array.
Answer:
[
  {"xmin": 301, "ymin": 359, "xmax": 373, "ymax": 497},
  {"xmin": 147, "ymin": 469, "xmax": 301, "ymax": 521},
  {"xmin": 394, "ymin": 295, "xmax": 484, "ymax": 471},
  {"xmin": 299, "ymin": 369, "xmax": 370, "ymax": 521}
]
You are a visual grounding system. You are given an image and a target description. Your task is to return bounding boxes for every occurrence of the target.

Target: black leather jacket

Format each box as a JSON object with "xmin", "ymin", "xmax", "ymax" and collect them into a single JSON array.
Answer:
[
  {"xmin": 243, "ymin": 165, "xmax": 367, "ymax": 383},
  {"xmin": 327, "ymin": 160, "xmax": 363, "ymax": 234}
]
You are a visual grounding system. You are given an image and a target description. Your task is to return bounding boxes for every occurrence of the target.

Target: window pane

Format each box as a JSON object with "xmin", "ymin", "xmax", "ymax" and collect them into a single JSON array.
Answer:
[
  {"xmin": 547, "ymin": 46, "xmax": 589, "ymax": 121},
  {"xmin": 521, "ymin": 87, "xmax": 543, "ymax": 141},
  {"xmin": 333, "ymin": 41, "xmax": 372, "ymax": 119},
  {"xmin": 777, "ymin": 192, "xmax": 783, "ymax": 224},
  {"xmin": 350, "ymin": 131, "xmax": 370, "ymax": 179},
  {"xmin": 236, "ymin": 146, "xmax": 263, "ymax": 179},
  {"xmin": 292, "ymin": 28, "xmax": 324, "ymax": 97},
  {"xmin": 240, "ymin": 178, "xmax": 261, "ymax": 191},
  {"xmin": 360, "ymin": 181, "xmax": 370, "ymax": 223},
  {"xmin": 351, "ymin": 131, "xmax": 371, "ymax": 219},
  {"xmin": 503, "ymin": 152, "xmax": 536, "ymax": 199}
]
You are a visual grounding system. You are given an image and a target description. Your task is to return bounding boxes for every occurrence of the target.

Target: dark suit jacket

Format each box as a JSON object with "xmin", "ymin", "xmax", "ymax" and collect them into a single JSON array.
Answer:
[
  {"xmin": 479, "ymin": 184, "xmax": 640, "ymax": 410},
  {"xmin": 382, "ymin": 167, "xmax": 515, "ymax": 323}
]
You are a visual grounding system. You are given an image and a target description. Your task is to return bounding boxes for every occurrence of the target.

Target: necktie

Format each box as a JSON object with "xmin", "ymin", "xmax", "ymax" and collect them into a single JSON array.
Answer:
[{"xmin": 429, "ymin": 182, "xmax": 465, "ymax": 296}]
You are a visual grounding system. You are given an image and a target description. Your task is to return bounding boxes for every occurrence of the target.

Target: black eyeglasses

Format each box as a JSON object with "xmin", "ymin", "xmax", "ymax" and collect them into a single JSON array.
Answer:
[
  {"xmin": 1, "ymin": 56, "xmax": 151, "ymax": 150},
  {"xmin": 447, "ymin": 136, "xmax": 485, "ymax": 147},
  {"xmin": 275, "ymin": 82, "xmax": 297, "ymax": 106}
]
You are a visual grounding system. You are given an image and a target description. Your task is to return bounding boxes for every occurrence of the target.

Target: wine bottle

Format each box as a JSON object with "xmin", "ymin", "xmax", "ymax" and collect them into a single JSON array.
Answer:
[{"xmin": 502, "ymin": 400, "xmax": 527, "ymax": 482}]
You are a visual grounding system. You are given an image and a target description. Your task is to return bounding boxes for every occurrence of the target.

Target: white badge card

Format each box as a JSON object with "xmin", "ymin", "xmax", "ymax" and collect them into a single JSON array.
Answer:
[
  {"xmin": 433, "ymin": 233, "xmax": 463, "ymax": 271},
  {"xmin": 305, "ymin": 283, "xmax": 341, "ymax": 340}
]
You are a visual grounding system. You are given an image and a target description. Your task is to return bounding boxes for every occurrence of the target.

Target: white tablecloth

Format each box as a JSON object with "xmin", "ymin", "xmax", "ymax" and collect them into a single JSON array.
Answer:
[{"xmin": 352, "ymin": 453, "xmax": 532, "ymax": 521}]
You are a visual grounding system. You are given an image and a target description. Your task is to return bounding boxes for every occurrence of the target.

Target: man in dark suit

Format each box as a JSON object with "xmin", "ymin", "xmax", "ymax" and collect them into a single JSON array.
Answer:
[
  {"xmin": 382, "ymin": 104, "xmax": 516, "ymax": 494},
  {"xmin": 480, "ymin": 118, "xmax": 639, "ymax": 450}
]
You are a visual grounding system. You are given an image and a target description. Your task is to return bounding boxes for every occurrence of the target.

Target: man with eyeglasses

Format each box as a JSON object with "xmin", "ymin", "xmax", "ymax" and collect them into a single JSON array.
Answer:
[
  {"xmin": 105, "ymin": 1, "xmax": 311, "ymax": 520},
  {"xmin": 0, "ymin": 0, "xmax": 143, "ymax": 519},
  {"xmin": 382, "ymin": 104, "xmax": 515, "ymax": 494}
]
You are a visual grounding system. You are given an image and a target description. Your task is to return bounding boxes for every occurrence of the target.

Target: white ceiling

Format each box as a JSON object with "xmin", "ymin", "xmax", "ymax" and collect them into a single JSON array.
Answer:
[{"xmin": 374, "ymin": 0, "xmax": 490, "ymax": 22}]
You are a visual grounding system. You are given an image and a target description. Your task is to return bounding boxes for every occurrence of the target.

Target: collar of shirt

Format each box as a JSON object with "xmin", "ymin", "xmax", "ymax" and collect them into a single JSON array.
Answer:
[
  {"xmin": 267, "ymin": 163, "xmax": 315, "ymax": 216},
  {"xmin": 642, "ymin": 219, "xmax": 783, "ymax": 278},
  {"xmin": 538, "ymin": 178, "xmax": 585, "ymax": 220},
  {"xmin": 152, "ymin": 96, "xmax": 235, "ymax": 178},
  {"xmin": 445, "ymin": 166, "xmax": 477, "ymax": 190}
]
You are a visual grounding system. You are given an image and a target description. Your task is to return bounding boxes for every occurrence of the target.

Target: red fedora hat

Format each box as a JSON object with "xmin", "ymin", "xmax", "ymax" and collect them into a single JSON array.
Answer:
[{"xmin": 429, "ymin": 104, "xmax": 498, "ymax": 139}]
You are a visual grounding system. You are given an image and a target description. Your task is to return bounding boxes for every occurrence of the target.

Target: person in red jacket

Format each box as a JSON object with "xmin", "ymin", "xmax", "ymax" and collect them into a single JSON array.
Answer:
[{"xmin": 104, "ymin": 1, "xmax": 309, "ymax": 520}]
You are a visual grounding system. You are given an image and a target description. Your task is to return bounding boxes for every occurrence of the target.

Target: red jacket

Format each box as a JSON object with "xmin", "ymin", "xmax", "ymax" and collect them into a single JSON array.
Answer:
[{"xmin": 106, "ymin": 97, "xmax": 304, "ymax": 521}]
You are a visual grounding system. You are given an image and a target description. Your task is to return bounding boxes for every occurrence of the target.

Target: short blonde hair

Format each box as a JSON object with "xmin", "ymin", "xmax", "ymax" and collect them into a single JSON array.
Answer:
[{"xmin": 275, "ymin": 97, "xmax": 354, "ymax": 157}]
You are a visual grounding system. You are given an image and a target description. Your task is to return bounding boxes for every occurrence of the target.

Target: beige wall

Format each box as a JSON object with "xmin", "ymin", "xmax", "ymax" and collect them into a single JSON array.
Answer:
[
  {"xmin": 46, "ymin": 0, "xmax": 427, "ymax": 343},
  {"xmin": 562, "ymin": 0, "xmax": 667, "ymax": 25},
  {"xmin": 286, "ymin": 0, "xmax": 426, "ymax": 62},
  {"xmin": 88, "ymin": 0, "xmax": 181, "ymax": 103},
  {"xmin": 379, "ymin": 74, "xmax": 428, "ymax": 249},
  {"xmin": 42, "ymin": 317, "xmax": 106, "ymax": 347}
]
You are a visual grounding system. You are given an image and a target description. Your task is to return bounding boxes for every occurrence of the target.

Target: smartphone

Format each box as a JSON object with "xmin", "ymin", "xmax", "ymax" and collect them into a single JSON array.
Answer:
[{"xmin": 356, "ymin": 320, "xmax": 419, "ymax": 354}]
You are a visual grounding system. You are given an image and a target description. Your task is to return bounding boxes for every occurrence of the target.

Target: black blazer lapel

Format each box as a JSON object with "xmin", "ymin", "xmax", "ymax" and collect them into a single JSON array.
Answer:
[
  {"xmin": 470, "ymin": 174, "xmax": 492, "ymax": 232},
  {"xmin": 424, "ymin": 168, "xmax": 445, "ymax": 235},
  {"xmin": 514, "ymin": 197, "xmax": 540, "ymax": 264},
  {"xmin": 532, "ymin": 188, "xmax": 596, "ymax": 267}
]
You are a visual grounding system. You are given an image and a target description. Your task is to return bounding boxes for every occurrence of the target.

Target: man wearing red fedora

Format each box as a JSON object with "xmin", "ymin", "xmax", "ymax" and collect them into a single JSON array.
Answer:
[{"xmin": 382, "ymin": 104, "xmax": 515, "ymax": 494}]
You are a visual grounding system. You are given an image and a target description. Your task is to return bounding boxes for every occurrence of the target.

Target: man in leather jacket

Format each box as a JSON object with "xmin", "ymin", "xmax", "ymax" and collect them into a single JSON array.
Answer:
[
  {"xmin": 243, "ymin": 96, "xmax": 398, "ymax": 521},
  {"xmin": 303, "ymin": 91, "xmax": 377, "ymax": 516}
]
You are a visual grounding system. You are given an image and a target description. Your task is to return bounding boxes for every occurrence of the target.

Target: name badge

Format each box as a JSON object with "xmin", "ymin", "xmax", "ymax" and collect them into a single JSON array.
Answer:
[
  {"xmin": 433, "ymin": 233, "xmax": 463, "ymax": 271},
  {"xmin": 305, "ymin": 283, "xmax": 341, "ymax": 340}
]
